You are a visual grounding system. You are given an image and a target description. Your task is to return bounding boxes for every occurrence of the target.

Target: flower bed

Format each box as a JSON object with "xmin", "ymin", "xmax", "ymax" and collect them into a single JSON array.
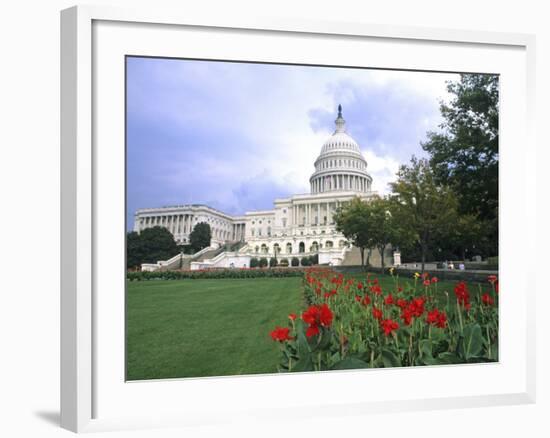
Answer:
[
  {"xmin": 270, "ymin": 268, "xmax": 498, "ymax": 372},
  {"xmin": 127, "ymin": 267, "xmax": 307, "ymax": 281}
]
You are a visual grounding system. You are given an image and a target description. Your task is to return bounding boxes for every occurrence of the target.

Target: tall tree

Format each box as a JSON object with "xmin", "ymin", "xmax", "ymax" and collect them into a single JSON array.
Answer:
[
  {"xmin": 126, "ymin": 226, "xmax": 179, "ymax": 269},
  {"xmin": 367, "ymin": 196, "xmax": 414, "ymax": 269},
  {"xmin": 390, "ymin": 157, "xmax": 459, "ymax": 272},
  {"xmin": 189, "ymin": 222, "xmax": 212, "ymax": 252},
  {"xmin": 422, "ymin": 73, "xmax": 498, "ymax": 255},
  {"xmin": 126, "ymin": 231, "xmax": 144, "ymax": 269},
  {"xmin": 365, "ymin": 196, "xmax": 392, "ymax": 269},
  {"xmin": 334, "ymin": 197, "xmax": 374, "ymax": 268}
]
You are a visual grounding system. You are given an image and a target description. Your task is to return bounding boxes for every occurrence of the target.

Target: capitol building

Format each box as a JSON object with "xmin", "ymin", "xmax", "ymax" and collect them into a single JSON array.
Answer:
[{"xmin": 134, "ymin": 106, "xmax": 395, "ymax": 270}]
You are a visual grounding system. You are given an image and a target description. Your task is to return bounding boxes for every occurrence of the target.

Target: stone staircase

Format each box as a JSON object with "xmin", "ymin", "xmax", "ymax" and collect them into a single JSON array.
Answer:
[{"xmin": 171, "ymin": 241, "xmax": 247, "ymax": 270}]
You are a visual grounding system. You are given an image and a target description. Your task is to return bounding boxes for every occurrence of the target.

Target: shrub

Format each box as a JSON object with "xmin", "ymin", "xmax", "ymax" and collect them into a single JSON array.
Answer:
[
  {"xmin": 279, "ymin": 259, "xmax": 289, "ymax": 267},
  {"xmin": 301, "ymin": 256, "xmax": 311, "ymax": 267},
  {"xmin": 269, "ymin": 257, "xmax": 278, "ymax": 268},
  {"xmin": 259, "ymin": 257, "xmax": 268, "ymax": 268},
  {"xmin": 309, "ymin": 254, "xmax": 319, "ymax": 265},
  {"xmin": 487, "ymin": 256, "xmax": 499, "ymax": 267},
  {"xmin": 250, "ymin": 257, "xmax": 259, "ymax": 268},
  {"xmin": 291, "ymin": 257, "xmax": 300, "ymax": 267},
  {"xmin": 126, "ymin": 267, "xmax": 308, "ymax": 281}
]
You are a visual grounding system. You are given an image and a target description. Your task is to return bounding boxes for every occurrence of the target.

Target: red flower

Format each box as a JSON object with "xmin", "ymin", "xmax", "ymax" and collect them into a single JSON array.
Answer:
[
  {"xmin": 422, "ymin": 272, "xmax": 430, "ymax": 279},
  {"xmin": 482, "ymin": 293, "xmax": 494, "ymax": 306},
  {"xmin": 426, "ymin": 309, "xmax": 447, "ymax": 328},
  {"xmin": 423, "ymin": 279, "xmax": 430, "ymax": 287},
  {"xmin": 380, "ymin": 318, "xmax": 399, "ymax": 336},
  {"xmin": 384, "ymin": 294, "xmax": 394, "ymax": 305},
  {"xmin": 357, "ymin": 282, "xmax": 363, "ymax": 290},
  {"xmin": 319, "ymin": 303, "xmax": 333, "ymax": 326},
  {"xmin": 305, "ymin": 325, "xmax": 319, "ymax": 337},
  {"xmin": 372, "ymin": 307, "xmax": 383, "ymax": 320},
  {"xmin": 355, "ymin": 295, "xmax": 361, "ymax": 302},
  {"xmin": 410, "ymin": 297, "xmax": 426, "ymax": 317},
  {"xmin": 397, "ymin": 298, "xmax": 408, "ymax": 309},
  {"xmin": 431, "ymin": 277, "xmax": 438, "ymax": 284},
  {"xmin": 370, "ymin": 284, "xmax": 382, "ymax": 295},
  {"xmin": 397, "ymin": 286, "xmax": 403, "ymax": 293},
  {"xmin": 288, "ymin": 313, "xmax": 297, "ymax": 321},
  {"xmin": 302, "ymin": 303, "xmax": 333, "ymax": 337},
  {"xmin": 361, "ymin": 295, "xmax": 371, "ymax": 306},
  {"xmin": 270, "ymin": 326, "xmax": 293, "ymax": 342},
  {"xmin": 400, "ymin": 308, "xmax": 413, "ymax": 326},
  {"xmin": 488, "ymin": 275, "xmax": 498, "ymax": 284},
  {"xmin": 454, "ymin": 281, "xmax": 471, "ymax": 308}
]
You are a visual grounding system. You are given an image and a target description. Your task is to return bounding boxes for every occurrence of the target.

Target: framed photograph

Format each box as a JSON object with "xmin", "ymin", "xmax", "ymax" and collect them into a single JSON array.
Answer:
[{"xmin": 61, "ymin": 5, "xmax": 536, "ymax": 433}]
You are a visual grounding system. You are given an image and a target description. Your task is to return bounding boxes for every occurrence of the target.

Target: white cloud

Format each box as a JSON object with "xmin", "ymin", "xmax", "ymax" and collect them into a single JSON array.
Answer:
[{"xmin": 128, "ymin": 58, "xmax": 462, "ymax": 217}]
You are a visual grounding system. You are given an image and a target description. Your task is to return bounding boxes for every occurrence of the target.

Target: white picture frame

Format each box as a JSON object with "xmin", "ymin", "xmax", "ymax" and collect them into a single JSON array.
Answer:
[{"xmin": 60, "ymin": 4, "xmax": 537, "ymax": 433}]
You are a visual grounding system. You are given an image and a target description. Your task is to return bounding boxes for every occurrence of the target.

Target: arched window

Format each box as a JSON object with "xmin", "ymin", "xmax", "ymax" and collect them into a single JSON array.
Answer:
[
  {"xmin": 325, "ymin": 240, "xmax": 333, "ymax": 249},
  {"xmin": 273, "ymin": 243, "xmax": 280, "ymax": 255},
  {"xmin": 299, "ymin": 242, "xmax": 305, "ymax": 253},
  {"xmin": 261, "ymin": 244, "xmax": 268, "ymax": 254},
  {"xmin": 339, "ymin": 240, "xmax": 347, "ymax": 248},
  {"xmin": 311, "ymin": 241, "xmax": 319, "ymax": 252},
  {"xmin": 286, "ymin": 243, "xmax": 292, "ymax": 254}
]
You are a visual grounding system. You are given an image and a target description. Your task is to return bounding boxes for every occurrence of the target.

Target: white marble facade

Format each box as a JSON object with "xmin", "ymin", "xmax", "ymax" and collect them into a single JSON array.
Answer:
[{"xmin": 134, "ymin": 106, "xmax": 376, "ymax": 261}]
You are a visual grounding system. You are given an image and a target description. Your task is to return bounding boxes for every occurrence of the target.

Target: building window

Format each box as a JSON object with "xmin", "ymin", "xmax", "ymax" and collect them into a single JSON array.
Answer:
[{"xmin": 282, "ymin": 218, "xmax": 287, "ymax": 227}]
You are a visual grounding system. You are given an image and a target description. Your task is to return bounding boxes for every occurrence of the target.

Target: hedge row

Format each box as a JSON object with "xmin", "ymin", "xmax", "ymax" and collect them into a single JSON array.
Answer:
[
  {"xmin": 250, "ymin": 254, "xmax": 319, "ymax": 268},
  {"xmin": 127, "ymin": 267, "xmax": 309, "ymax": 281}
]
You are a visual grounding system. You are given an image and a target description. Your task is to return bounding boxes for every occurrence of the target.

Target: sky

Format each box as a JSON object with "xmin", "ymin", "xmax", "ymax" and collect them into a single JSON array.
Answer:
[{"xmin": 126, "ymin": 57, "xmax": 460, "ymax": 230}]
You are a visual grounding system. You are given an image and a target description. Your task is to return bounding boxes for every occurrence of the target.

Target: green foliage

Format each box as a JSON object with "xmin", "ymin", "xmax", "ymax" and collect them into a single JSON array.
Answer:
[
  {"xmin": 487, "ymin": 256, "xmax": 499, "ymax": 266},
  {"xmin": 126, "ymin": 231, "xmax": 144, "ymax": 269},
  {"xmin": 126, "ymin": 226, "xmax": 179, "ymax": 269},
  {"xmin": 259, "ymin": 257, "xmax": 268, "ymax": 268},
  {"xmin": 250, "ymin": 257, "xmax": 259, "ymax": 268},
  {"xmin": 279, "ymin": 259, "xmax": 289, "ymax": 267},
  {"xmin": 269, "ymin": 257, "xmax": 278, "ymax": 268},
  {"xmin": 189, "ymin": 222, "xmax": 212, "ymax": 252},
  {"xmin": 127, "ymin": 267, "xmax": 309, "ymax": 281},
  {"xmin": 422, "ymin": 74, "xmax": 499, "ymax": 256},
  {"xmin": 390, "ymin": 157, "xmax": 459, "ymax": 271},
  {"xmin": 291, "ymin": 257, "xmax": 300, "ymax": 267},
  {"xmin": 333, "ymin": 197, "xmax": 374, "ymax": 267},
  {"xmin": 300, "ymin": 256, "xmax": 311, "ymax": 267},
  {"xmin": 309, "ymin": 253, "xmax": 319, "ymax": 265}
]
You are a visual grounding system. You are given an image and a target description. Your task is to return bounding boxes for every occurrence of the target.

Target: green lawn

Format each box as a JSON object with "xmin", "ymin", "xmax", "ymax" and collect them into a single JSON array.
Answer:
[
  {"xmin": 126, "ymin": 277, "xmax": 303, "ymax": 380},
  {"xmin": 127, "ymin": 272, "xmax": 488, "ymax": 380}
]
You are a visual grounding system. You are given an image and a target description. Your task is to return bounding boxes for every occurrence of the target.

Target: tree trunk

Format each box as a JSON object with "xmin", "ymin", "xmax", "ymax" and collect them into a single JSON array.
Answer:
[
  {"xmin": 421, "ymin": 242, "xmax": 427, "ymax": 273},
  {"xmin": 366, "ymin": 248, "xmax": 371, "ymax": 268},
  {"xmin": 360, "ymin": 246, "xmax": 365, "ymax": 270},
  {"xmin": 379, "ymin": 245, "xmax": 385, "ymax": 270}
]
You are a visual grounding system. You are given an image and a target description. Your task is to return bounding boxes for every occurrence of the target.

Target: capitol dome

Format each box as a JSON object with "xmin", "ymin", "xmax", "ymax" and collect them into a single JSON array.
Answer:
[{"xmin": 310, "ymin": 105, "xmax": 373, "ymax": 194}]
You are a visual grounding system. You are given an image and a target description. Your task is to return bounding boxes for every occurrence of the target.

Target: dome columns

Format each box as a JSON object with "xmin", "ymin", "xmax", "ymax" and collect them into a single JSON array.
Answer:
[{"xmin": 310, "ymin": 173, "xmax": 372, "ymax": 194}]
